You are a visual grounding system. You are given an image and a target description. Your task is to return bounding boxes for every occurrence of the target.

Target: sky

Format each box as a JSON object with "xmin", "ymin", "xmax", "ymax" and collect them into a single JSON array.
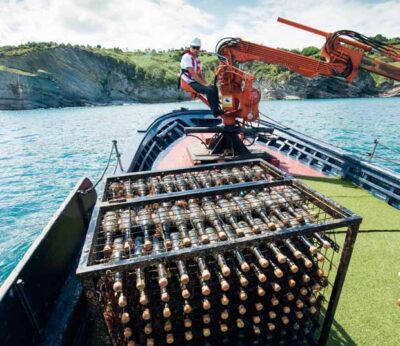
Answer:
[{"xmin": 0, "ymin": 0, "xmax": 399, "ymax": 51}]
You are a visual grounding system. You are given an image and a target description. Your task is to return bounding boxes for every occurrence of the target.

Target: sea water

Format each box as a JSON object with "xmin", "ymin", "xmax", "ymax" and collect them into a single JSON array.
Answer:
[{"xmin": 0, "ymin": 98, "xmax": 399, "ymax": 284}]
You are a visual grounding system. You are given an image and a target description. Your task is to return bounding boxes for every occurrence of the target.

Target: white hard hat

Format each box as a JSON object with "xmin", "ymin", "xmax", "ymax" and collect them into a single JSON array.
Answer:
[{"xmin": 190, "ymin": 37, "xmax": 201, "ymax": 47}]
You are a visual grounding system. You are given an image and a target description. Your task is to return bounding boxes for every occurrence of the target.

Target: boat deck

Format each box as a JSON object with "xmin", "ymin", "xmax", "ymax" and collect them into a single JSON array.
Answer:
[
  {"xmin": 156, "ymin": 135, "xmax": 323, "ymax": 177},
  {"xmin": 299, "ymin": 176, "xmax": 400, "ymax": 345}
]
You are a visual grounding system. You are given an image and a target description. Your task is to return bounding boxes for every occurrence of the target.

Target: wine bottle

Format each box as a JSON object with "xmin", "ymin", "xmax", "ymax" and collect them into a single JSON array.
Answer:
[
  {"xmin": 113, "ymin": 270, "xmax": 123, "ymax": 293},
  {"xmin": 199, "ymin": 275, "xmax": 211, "ymax": 296},
  {"xmin": 161, "ymin": 175, "xmax": 175, "ymax": 193},
  {"xmin": 220, "ymin": 309, "xmax": 229, "ymax": 320},
  {"xmin": 188, "ymin": 230, "xmax": 211, "ymax": 280},
  {"xmin": 152, "ymin": 205, "xmax": 172, "ymax": 249},
  {"xmin": 139, "ymin": 290, "xmax": 148, "ymax": 305},
  {"xmin": 236, "ymin": 318, "xmax": 245, "ymax": 329},
  {"xmin": 270, "ymin": 282, "xmax": 281, "ymax": 292},
  {"xmin": 171, "ymin": 233, "xmax": 189, "ymax": 284},
  {"xmin": 152, "ymin": 236, "xmax": 168, "ymax": 288},
  {"xmin": 219, "ymin": 321, "xmax": 229, "ymax": 333},
  {"xmin": 254, "ymin": 302, "xmax": 264, "ymax": 312},
  {"xmin": 185, "ymin": 331, "xmax": 193, "ymax": 341},
  {"xmin": 175, "ymin": 174, "xmax": 187, "ymax": 191},
  {"xmin": 160, "ymin": 287, "xmax": 170, "ymax": 302},
  {"xmin": 269, "ymin": 259, "xmax": 284, "ymax": 278},
  {"xmin": 257, "ymin": 191, "xmax": 291, "ymax": 227},
  {"xmin": 286, "ymin": 256, "xmax": 299, "ymax": 273},
  {"xmin": 202, "ymin": 313, "xmax": 211, "ymax": 324},
  {"xmin": 231, "ymin": 195, "xmax": 260, "ymax": 233},
  {"xmin": 241, "ymin": 165, "xmax": 256, "ymax": 181},
  {"xmin": 220, "ymin": 293, "xmax": 230, "ymax": 306},
  {"xmin": 266, "ymin": 242, "xmax": 287, "ymax": 264},
  {"xmin": 181, "ymin": 282, "xmax": 191, "ymax": 300},
  {"xmin": 270, "ymin": 296, "xmax": 279, "ymax": 307},
  {"xmin": 110, "ymin": 237, "xmax": 125, "ymax": 265},
  {"xmin": 216, "ymin": 198, "xmax": 244, "ymax": 237},
  {"xmin": 185, "ymin": 173, "xmax": 200, "ymax": 190},
  {"xmin": 163, "ymin": 320, "xmax": 172, "ymax": 332},
  {"xmin": 149, "ymin": 176, "xmax": 162, "ymax": 195},
  {"xmin": 252, "ymin": 315, "xmax": 261, "ymax": 324},
  {"xmin": 201, "ymin": 199, "xmax": 228, "ymax": 240},
  {"xmin": 250, "ymin": 263, "xmax": 267, "ymax": 283},
  {"xmin": 118, "ymin": 209, "xmax": 135, "ymax": 252},
  {"xmin": 257, "ymin": 285, "xmax": 266, "ymax": 297},
  {"xmin": 135, "ymin": 178, "xmax": 147, "ymax": 197},
  {"xmin": 210, "ymin": 170, "xmax": 223, "ymax": 186},
  {"xmin": 163, "ymin": 303, "xmax": 172, "ymax": 318},
  {"xmin": 102, "ymin": 211, "xmax": 118, "ymax": 255},
  {"xmin": 183, "ymin": 300, "xmax": 192, "ymax": 314},
  {"xmin": 203, "ymin": 327, "xmax": 211, "ymax": 337},
  {"xmin": 123, "ymin": 327, "xmax": 132, "ymax": 338},
  {"xmin": 220, "ymin": 169, "xmax": 235, "ymax": 184},
  {"xmin": 270, "ymin": 190, "xmax": 304, "ymax": 223},
  {"xmin": 121, "ymin": 311, "xmax": 130, "ymax": 324},
  {"xmin": 249, "ymin": 245, "xmax": 269, "ymax": 268},
  {"xmin": 142, "ymin": 308, "xmax": 151, "ymax": 321},
  {"xmin": 299, "ymin": 236, "xmax": 318, "ymax": 255},
  {"xmin": 166, "ymin": 333, "xmax": 174, "ymax": 344},
  {"xmin": 197, "ymin": 171, "xmax": 213, "ymax": 188},
  {"xmin": 188, "ymin": 199, "xmax": 209, "ymax": 244},
  {"xmin": 118, "ymin": 292, "xmax": 127, "ymax": 308},
  {"xmin": 137, "ymin": 208, "xmax": 153, "ymax": 251},
  {"xmin": 283, "ymin": 238, "xmax": 302, "ymax": 259},
  {"xmin": 251, "ymin": 164, "xmax": 269, "ymax": 180},
  {"xmin": 239, "ymin": 287, "xmax": 248, "ymax": 301},
  {"xmin": 314, "ymin": 232, "xmax": 332, "ymax": 249},
  {"xmin": 216, "ymin": 269, "xmax": 230, "ymax": 291},
  {"xmin": 244, "ymin": 193, "xmax": 276, "ymax": 229},
  {"xmin": 231, "ymin": 167, "xmax": 246, "ymax": 183},
  {"xmin": 233, "ymin": 266, "xmax": 249, "ymax": 287},
  {"xmin": 170, "ymin": 204, "xmax": 191, "ymax": 247},
  {"xmin": 184, "ymin": 317, "xmax": 192, "ymax": 328},
  {"xmin": 202, "ymin": 297, "xmax": 211, "ymax": 310},
  {"xmin": 109, "ymin": 182, "xmax": 124, "ymax": 200}
]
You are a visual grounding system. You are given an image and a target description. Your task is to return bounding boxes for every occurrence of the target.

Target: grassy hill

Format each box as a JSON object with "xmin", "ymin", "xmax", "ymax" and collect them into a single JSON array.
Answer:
[{"xmin": 1, "ymin": 38, "xmax": 399, "ymax": 87}]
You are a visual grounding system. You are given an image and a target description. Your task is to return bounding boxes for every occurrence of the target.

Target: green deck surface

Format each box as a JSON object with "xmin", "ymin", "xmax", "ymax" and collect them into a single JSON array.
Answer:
[{"xmin": 299, "ymin": 176, "xmax": 400, "ymax": 346}]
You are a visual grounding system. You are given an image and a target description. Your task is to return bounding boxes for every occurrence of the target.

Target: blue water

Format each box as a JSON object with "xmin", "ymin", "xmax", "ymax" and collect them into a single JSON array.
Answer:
[{"xmin": 0, "ymin": 98, "xmax": 399, "ymax": 284}]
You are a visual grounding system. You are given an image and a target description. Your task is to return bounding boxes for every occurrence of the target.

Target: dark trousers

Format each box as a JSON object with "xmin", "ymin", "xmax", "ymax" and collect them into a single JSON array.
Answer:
[{"xmin": 189, "ymin": 82, "xmax": 222, "ymax": 117}]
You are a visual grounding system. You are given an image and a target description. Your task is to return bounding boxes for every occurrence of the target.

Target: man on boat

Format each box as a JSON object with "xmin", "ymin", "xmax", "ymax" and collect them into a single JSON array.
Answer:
[{"xmin": 180, "ymin": 38, "xmax": 224, "ymax": 117}]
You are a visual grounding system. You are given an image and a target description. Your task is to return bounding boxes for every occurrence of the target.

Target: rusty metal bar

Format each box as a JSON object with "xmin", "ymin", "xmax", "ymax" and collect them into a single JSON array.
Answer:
[{"xmin": 318, "ymin": 222, "xmax": 361, "ymax": 345}]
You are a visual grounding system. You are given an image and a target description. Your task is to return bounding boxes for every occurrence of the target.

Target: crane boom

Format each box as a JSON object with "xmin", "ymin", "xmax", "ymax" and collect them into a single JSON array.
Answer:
[{"xmin": 211, "ymin": 18, "xmax": 400, "ymax": 125}]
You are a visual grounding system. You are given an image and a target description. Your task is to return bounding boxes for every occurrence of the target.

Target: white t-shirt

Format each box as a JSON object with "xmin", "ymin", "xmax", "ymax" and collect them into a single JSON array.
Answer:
[{"xmin": 180, "ymin": 53, "xmax": 201, "ymax": 83}]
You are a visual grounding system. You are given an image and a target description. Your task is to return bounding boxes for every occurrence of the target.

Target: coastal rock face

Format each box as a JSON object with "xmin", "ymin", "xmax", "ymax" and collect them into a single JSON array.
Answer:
[
  {"xmin": 256, "ymin": 71, "xmax": 383, "ymax": 100},
  {"xmin": 0, "ymin": 48, "xmax": 188, "ymax": 110},
  {"xmin": 0, "ymin": 47, "xmax": 398, "ymax": 110}
]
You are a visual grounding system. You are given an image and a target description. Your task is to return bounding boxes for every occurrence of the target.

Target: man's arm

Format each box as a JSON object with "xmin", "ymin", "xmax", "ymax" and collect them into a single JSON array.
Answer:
[{"xmin": 186, "ymin": 67, "xmax": 209, "ymax": 86}]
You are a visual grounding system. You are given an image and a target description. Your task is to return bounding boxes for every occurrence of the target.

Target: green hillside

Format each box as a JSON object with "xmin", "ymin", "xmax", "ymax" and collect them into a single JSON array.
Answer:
[{"xmin": 0, "ymin": 37, "xmax": 398, "ymax": 93}]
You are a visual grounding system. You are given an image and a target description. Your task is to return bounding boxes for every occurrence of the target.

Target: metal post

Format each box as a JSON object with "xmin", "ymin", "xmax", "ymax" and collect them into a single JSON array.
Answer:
[
  {"xmin": 318, "ymin": 221, "xmax": 361, "ymax": 345},
  {"xmin": 112, "ymin": 140, "xmax": 124, "ymax": 172},
  {"xmin": 368, "ymin": 139, "xmax": 379, "ymax": 163}
]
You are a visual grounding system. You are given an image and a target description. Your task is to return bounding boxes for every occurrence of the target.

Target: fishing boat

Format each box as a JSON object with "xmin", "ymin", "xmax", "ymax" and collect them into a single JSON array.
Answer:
[
  {"xmin": 0, "ymin": 106, "xmax": 399, "ymax": 346},
  {"xmin": 1, "ymin": 18, "xmax": 400, "ymax": 346}
]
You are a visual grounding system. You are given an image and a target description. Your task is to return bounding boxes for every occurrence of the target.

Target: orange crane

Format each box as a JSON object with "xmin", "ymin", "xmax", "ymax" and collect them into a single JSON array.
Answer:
[{"xmin": 183, "ymin": 17, "xmax": 400, "ymax": 160}]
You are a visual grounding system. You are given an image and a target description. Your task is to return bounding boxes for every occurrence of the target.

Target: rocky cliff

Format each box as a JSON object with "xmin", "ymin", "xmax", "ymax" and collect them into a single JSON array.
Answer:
[
  {"xmin": 0, "ymin": 47, "xmax": 398, "ymax": 110},
  {"xmin": 0, "ymin": 47, "xmax": 188, "ymax": 110}
]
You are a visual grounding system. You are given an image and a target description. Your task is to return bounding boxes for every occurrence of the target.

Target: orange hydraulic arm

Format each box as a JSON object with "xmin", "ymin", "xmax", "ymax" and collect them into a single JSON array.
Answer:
[{"xmin": 213, "ymin": 18, "xmax": 400, "ymax": 126}]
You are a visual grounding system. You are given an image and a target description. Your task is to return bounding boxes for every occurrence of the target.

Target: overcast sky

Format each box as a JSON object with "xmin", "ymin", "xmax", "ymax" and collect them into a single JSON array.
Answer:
[{"xmin": 1, "ymin": 0, "xmax": 399, "ymax": 51}]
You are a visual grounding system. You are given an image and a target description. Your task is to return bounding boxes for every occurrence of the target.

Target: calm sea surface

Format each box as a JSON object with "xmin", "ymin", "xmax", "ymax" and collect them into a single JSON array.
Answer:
[{"xmin": 0, "ymin": 98, "xmax": 399, "ymax": 284}]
